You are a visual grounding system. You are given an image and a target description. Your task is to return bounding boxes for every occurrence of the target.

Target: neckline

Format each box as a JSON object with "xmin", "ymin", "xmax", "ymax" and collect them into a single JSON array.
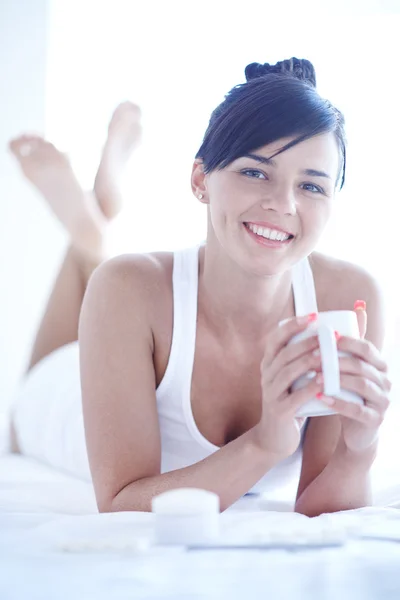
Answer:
[{"xmin": 183, "ymin": 247, "xmax": 315, "ymax": 452}]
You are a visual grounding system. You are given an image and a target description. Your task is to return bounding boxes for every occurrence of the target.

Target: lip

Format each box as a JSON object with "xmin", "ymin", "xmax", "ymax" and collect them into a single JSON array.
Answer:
[{"xmin": 244, "ymin": 220, "xmax": 294, "ymax": 237}]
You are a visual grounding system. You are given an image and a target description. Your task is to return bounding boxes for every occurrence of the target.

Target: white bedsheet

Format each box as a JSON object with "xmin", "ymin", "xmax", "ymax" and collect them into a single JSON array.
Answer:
[
  {"xmin": 2, "ymin": 454, "xmax": 400, "ymax": 600},
  {"xmin": 0, "ymin": 454, "xmax": 96, "ymax": 515}
]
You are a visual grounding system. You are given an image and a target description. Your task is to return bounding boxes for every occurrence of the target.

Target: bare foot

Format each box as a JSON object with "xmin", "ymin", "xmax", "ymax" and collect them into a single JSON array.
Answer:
[
  {"xmin": 9, "ymin": 135, "xmax": 107, "ymax": 261},
  {"xmin": 94, "ymin": 102, "xmax": 142, "ymax": 220}
]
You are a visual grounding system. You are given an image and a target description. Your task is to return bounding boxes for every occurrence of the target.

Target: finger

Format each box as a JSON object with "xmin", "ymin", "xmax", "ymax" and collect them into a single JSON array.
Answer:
[
  {"xmin": 269, "ymin": 351, "xmax": 322, "ymax": 398},
  {"xmin": 338, "ymin": 374, "xmax": 390, "ymax": 410},
  {"xmin": 262, "ymin": 313, "xmax": 318, "ymax": 364},
  {"xmin": 338, "ymin": 356, "xmax": 392, "ymax": 391},
  {"xmin": 295, "ymin": 417, "xmax": 307, "ymax": 429},
  {"xmin": 268, "ymin": 335, "xmax": 320, "ymax": 381},
  {"xmin": 354, "ymin": 301, "xmax": 367, "ymax": 339},
  {"xmin": 285, "ymin": 378, "xmax": 324, "ymax": 415},
  {"xmin": 319, "ymin": 396, "xmax": 383, "ymax": 427},
  {"xmin": 337, "ymin": 336, "xmax": 387, "ymax": 372}
]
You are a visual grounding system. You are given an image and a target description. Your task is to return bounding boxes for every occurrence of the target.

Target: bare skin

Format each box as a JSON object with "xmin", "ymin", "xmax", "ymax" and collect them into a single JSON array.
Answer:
[
  {"xmin": 94, "ymin": 102, "xmax": 142, "ymax": 220},
  {"xmin": 9, "ymin": 101, "xmax": 142, "ymax": 450},
  {"xmin": 9, "ymin": 135, "xmax": 107, "ymax": 262},
  {"xmin": 9, "ymin": 102, "xmax": 141, "ymax": 318},
  {"xmin": 10, "ymin": 112, "xmax": 387, "ymax": 515},
  {"xmin": 79, "ymin": 132, "xmax": 388, "ymax": 514},
  {"xmin": 110, "ymin": 250, "xmax": 375, "ymax": 448},
  {"xmin": 80, "ymin": 242, "xmax": 383, "ymax": 514}
]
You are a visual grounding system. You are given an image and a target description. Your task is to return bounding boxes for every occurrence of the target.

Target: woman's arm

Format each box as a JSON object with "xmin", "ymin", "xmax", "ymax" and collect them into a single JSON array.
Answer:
[
  {"xmin": 295, "ymin": 413, "xmax": 378, "ymax": 517},
  {"xmin": 79, "ymin": 255, "xmax": 281, "ymax": 513},
  {"xmin": 295, "ymin": 266, "xmax": 386, "ymax": 517},
  {"xmin": 109, "ymin": 433, "xmax": 278, "ymax": 513}
]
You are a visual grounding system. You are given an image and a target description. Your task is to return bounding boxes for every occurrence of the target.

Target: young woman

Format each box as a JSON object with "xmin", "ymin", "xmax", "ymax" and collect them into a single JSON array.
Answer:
[{"xmin": 13, "ymin": 59, "xmax": 391, "ymax": 517}]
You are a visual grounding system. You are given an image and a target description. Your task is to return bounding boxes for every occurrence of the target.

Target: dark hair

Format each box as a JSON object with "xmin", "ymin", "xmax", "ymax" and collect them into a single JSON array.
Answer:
[{"xmin": 195, "ymin": 57, "xmax": 346, "ymax": 189}]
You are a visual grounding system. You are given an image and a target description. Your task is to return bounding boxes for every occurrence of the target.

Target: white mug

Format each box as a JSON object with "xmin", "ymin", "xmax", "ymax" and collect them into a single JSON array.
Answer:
[{"xmin": 279, "ymin": 311, "xmax": 364, "ymax": 418}]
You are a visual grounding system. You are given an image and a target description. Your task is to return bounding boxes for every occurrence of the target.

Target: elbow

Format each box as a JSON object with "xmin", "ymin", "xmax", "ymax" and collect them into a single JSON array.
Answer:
[
  {"xmin": 96, "ymin": 486, "xmax": 149, "ymax": 513},
  {"xmin": 97, "ymin": 496, "xmax": 127, "ymax": 513},
  {"xmin": 96, "ymin": 487, "xmax": 122, "ymax": 513},
  {"xmin": 294, "ymin": 492, "xmax": 327, "ymax": 518},
  {"xmin": 97, "ymin": 496, "xmax": 115, "ymax": 513},
  {"xmin": 294, "ymin": 503, "xmax": 322, "ymax": 518}
]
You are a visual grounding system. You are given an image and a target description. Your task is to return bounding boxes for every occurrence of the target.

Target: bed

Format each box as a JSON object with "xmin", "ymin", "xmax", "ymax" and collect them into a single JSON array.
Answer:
[{"xmin": 2, "ymin": 410, "xmax": 400, "ymax": 600}]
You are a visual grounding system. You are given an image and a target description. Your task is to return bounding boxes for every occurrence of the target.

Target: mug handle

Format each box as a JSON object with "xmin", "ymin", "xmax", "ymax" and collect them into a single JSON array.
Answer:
[{"xmin": 318, "ymin": 323, "xmax": 341, "ymax": 396}]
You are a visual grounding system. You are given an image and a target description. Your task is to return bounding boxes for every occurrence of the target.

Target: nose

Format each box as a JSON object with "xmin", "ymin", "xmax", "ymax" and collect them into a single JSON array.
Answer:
[{"xmin": 259, "ymin": 186, "xmax": 297, "ymax": 216}]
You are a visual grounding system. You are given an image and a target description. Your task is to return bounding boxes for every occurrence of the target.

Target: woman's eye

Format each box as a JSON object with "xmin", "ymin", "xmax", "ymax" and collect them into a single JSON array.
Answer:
[
  {"xmin": 241, "ymin": 169, "xmax": 267, "ymax": 180},
  {"xmin": 302, "ymin": 182, "xmax": 324, "ymax": 194}
]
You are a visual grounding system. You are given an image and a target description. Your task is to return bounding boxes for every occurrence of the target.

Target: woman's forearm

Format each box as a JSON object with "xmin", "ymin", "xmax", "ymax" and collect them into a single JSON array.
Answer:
[
  {"xmin": 107, "ymin": 429, "xmax": 281, "ymax": 513},
  {"xmin": 295, "ymin": 436, "xmax": 378, "ymax": 517}
]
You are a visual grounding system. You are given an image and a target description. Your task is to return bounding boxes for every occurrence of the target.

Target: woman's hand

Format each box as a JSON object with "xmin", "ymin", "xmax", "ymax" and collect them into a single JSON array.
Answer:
[
  {"xmin": 319, "ymin": 303, "xmax": 392, "ymax": 453},
  {"xmin": 252, "ymin": 314, "xmax": 325, "ymax": 459}
]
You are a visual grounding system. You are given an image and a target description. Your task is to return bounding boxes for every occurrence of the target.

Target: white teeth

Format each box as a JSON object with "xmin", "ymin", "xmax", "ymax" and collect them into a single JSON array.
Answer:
[{"xmin": 246, "ymin": 223, "xmax": 290, "ymax": 242}]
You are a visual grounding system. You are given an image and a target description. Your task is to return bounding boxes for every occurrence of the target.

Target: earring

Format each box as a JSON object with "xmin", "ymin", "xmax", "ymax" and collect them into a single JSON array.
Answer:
[{"xmin": 198, "ymin": 194, "xmax": 203, "ymax": 200}]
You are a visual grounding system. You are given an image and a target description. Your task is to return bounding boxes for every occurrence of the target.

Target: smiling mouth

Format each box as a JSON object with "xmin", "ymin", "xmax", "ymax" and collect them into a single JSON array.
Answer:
[{"xmin": 244, "ymin": 222, "xmax": 295, "ymax": 242}]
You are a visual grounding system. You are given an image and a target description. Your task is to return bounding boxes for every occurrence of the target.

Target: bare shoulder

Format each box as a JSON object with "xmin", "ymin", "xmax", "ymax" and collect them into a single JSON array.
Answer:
[
  {"xmin": 89, "ymin": 250, "xmax": 174, "ymax": 298},
  {"xmin": 309, "ymin": 251, "xmax": 384, "ymax": 313},
  {"xmin": 309, "ymin": 251, "xmax": 386, "ymax": 350},
  {"xmin": 83, "ymin": 251, "xmax": 174, "ymax": 329}
]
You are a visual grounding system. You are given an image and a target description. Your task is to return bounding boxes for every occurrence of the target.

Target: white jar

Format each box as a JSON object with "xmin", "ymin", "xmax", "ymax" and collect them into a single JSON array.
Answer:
[{"xmin": 152, "ymin": 488, "xmax": 220, "ymax": 546}]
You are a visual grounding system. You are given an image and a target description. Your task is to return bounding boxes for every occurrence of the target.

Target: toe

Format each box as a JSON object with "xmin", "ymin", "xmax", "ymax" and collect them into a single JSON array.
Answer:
[
  {"xmin": 8, "ymin": 138, "xmax": 18, "ymax": 153},
  {"xmin": 9, "ymin": 135, "xmax": 44, "ymax": 156}
]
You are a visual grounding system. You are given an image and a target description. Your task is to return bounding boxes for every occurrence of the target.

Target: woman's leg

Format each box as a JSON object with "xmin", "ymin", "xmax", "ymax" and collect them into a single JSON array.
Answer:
[
  {"xmin": 9, "ymin": 102, "xmax": 141, "ymax": 454},
  {"xmin": 26, "ymin": 245, "xmax": 98, "ymax": 371},
  {"xmin": 8, "ymin": 135, "xmax": 108, "ymax": 370},
  {"xmin": 94, "ymin": 101, "xmax": 142, "ymax": 220},
  {"xmin": 9, "ymin": 101, "xmax": 142, "ymax": 370}
]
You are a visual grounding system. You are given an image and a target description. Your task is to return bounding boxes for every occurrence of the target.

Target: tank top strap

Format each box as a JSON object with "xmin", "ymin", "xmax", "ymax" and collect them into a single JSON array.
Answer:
[
  {"xmin": 156, "ymin": 244, "xmax": 201, "ymax": 396},
  {"xmin": 291, "ymin": 257, "xmax": 318, "ymax": 316},
  {"xmin": 177, "ymin": 244, "xmax": 201, "ymax": 389}
]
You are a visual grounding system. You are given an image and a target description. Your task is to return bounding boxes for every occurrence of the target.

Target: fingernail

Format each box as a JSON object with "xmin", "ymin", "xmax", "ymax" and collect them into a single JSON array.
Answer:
[
  {"xmin": 316, "ymin": 392, "xmax": 323, "ymax": 399},
  {"xmin": 307, "ymin": 312, "xmax": 318, "ymax": 323},
  {"xmin": 354, "ymin": 300, "xmax": 366, "ymax": 311},
  {"xmin": 334, "ymin": 330, "xmax": 341, "ymax": 341}
]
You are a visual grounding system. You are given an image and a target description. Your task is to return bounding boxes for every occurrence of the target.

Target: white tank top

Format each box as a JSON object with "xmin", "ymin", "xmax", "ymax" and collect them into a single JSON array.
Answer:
[{"xmin": 156, "ymin": 243, "xmax": 318, "ymax": 495}]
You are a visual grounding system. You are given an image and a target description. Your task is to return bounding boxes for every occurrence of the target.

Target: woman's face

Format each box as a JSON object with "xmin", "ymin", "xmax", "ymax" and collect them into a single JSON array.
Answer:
[{"xmin": 194, "ymin": 132, "xmax": 340, "ymax": 276}]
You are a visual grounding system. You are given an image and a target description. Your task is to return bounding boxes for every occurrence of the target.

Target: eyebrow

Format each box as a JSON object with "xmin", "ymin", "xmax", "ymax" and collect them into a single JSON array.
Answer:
[{"xmin": 242, "ymin": 153, "xmax": 332, "ymax": 180}]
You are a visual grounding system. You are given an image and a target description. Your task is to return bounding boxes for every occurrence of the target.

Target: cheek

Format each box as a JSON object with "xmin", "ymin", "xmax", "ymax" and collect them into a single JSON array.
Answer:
[
  {"xmin": 305, "ymin": 192, "xmax": 332, "ymax": 215},
  {"xmin": 316, "ymin": 198, "xmax": 333, "ymax": 224},
  {"xmin": 298, "ymin": 198, "xmax": 332, "ymax": 235},
  {"xmin": 208, "ymin": 184, "xmax": 244, "ymax": 221}
]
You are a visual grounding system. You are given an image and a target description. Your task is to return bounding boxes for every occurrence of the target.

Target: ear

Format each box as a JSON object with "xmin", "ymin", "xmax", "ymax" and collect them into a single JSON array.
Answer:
[{"xmin": 191, "ymin": 159, "xmax": 209, "ymax": 204}]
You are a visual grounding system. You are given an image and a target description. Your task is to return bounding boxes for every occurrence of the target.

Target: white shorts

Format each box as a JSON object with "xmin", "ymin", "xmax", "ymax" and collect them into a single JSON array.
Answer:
[{"xmin": 11, "ymin": 341, "xmax": 91, "ymax": 481}]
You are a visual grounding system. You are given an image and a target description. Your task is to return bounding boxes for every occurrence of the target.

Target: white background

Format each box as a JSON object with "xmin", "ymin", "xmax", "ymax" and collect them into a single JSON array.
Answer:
[
  {"xmin": 0, "ymin": 0, "xmax": 51, "ymax": 411},
  {"xmin": 1, "ymin": 0, "xmax": 400, "ymax": 414}
]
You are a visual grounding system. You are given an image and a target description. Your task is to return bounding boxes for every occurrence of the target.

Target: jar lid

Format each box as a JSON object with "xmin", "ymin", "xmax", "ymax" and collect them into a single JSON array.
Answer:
[{"xmin": 152, "ymin": 488, "xmax": 220, "ymax": 515}]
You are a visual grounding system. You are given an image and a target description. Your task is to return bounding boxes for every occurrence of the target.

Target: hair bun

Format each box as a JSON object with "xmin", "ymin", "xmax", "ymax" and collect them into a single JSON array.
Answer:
[{"xmin": 245, "ymin": 57, "xmax": 316, "ymax": 88}]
